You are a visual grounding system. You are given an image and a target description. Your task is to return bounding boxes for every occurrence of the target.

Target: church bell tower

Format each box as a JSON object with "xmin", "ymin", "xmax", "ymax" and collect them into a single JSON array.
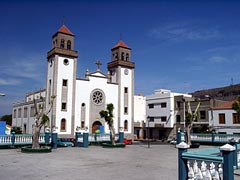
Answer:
[
  {"xmin": 46, "ymin": 24, "xmax": 78, "ymax": 137},
  {"xmin": 107, "ymin": 40, "xmax": 135, "ymax": 136}
]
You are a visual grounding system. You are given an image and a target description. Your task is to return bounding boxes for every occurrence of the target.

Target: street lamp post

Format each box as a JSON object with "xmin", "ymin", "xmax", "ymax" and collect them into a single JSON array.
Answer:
[{"xmin": 147, "ymin": 116, "xmax": 150, "ymax": 148}]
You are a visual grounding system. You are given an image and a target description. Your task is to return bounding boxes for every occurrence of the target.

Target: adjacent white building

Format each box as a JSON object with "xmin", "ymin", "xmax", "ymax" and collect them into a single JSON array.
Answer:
[
  {"xmin": 134, "ymin": 94, "xmax": 146, "ymax": 123},
  {"xmin": 133, "ymin": 94, "xmax": 146, "ymax": 139},
  {"xmin": 146, "ymin": 89, "xmax": 191, "ymax": 140},
  {"xmin": 12, "ymin": 24, "xmax": 135, "ymax": 138},
  {"xmin": 209, "ymin": 101, "xmax": 240, "ymax": 134},
  {"xmin": 12, "ymin": 89, "xmax": 46, "ymax": 133}
]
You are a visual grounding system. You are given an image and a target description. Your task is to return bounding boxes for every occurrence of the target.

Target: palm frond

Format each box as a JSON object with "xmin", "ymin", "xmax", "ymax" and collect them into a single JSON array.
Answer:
[
  {"xmin": 40, "ymin": 114, "xmax": 49, "ymax": 125},
  {"xmin": 99, "ymin": 103, "xmax": 114, "ymax": 126}
]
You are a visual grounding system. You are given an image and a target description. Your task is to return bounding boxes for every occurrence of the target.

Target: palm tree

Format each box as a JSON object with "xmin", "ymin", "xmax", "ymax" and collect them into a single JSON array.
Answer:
[
  {"xmin": 232, "ymin": 96, "xmax": 240, "ymax": 121},
  {"xmin": 32, "ymin": 96, "xmax": 55, "ymax": 149},
  {"xmin": 99, "ymin": 103, "xmax": 115, "ymax": 145}
]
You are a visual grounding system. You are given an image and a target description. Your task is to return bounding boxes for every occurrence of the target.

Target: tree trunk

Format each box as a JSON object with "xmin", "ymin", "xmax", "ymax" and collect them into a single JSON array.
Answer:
[
  {"xmin": 32, "ymin": 125, "xmax": 40, "ymax": 149},
  {"xmin": 186, "ymin": 124, "xmax": 192, "ymax": 146},
  {"xmin": 110, "ymin": 126, "xmax": 116, "ymax": 145}
]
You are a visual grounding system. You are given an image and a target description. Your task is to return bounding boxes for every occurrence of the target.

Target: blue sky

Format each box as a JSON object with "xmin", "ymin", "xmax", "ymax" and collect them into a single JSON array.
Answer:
[{"xmin": 1, "ymin": 0, "xmax": 240, "ymax": 116}]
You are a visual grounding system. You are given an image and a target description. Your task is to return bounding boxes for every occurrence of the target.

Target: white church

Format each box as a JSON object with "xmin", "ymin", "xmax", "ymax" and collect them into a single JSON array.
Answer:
[{"xmin": 12, "ymin": 24, "xmax": 136, "ymax": 138}]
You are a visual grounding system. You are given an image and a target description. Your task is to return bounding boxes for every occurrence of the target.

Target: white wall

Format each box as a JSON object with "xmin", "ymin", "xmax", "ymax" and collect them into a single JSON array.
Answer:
[
  {"xmin": 134, "ymin": 95, "xmax": 146, "ymax": 122},
  {"xmin": 26, "ymin": 91, "xmax": 46, "ymax": 102},
  {"xmin": 119, "ymin": 67, "xmax": 133, "ymax": 133},
  {"xmin": 209, "ymin": 109, "xmax": 240, "ymax": 134},
  {"xmin": 13, "ymin": 91, "xmax": 46, "ymax": 132},
  {"xmin": 75, "ymin": 74, "xmax": 119, "ymax": 133},
  {"xmin": 54, "ymin": 56, "xmax": 75, "ymax": 134},
  {"xmin": 146, "ymin": 89, "xmax": 191, "ymax": 128},
  {"xmin": 46, "ymin": 57, "xmax": 54, "ymax": 105},
  {"xmin": 146, "ymin": 90, "xmax": 174, "ymax": 128}
]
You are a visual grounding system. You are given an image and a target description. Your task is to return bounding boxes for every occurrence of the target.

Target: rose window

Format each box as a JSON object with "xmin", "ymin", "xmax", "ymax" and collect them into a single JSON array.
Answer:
[{"xmin": 92, "ymin": 90, "xmax": 103, "ymax": 105}]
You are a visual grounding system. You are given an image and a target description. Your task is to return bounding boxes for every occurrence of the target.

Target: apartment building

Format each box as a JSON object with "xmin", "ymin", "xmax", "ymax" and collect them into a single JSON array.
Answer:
[{"xmin": 146, "ymin": 89, "xmax": 191, "ymax": 140}]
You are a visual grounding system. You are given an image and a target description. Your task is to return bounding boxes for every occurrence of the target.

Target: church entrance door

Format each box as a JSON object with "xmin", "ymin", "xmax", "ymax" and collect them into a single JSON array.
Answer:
[{"xmin": 92, "ymin": 121, "xmax": 102, "ymax": 133}]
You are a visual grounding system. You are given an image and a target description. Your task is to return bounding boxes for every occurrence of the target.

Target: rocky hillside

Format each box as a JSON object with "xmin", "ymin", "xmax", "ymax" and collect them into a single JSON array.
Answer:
[{"xmin": 191, "ymin": 84, "xmax": 240, "ymax": 101}]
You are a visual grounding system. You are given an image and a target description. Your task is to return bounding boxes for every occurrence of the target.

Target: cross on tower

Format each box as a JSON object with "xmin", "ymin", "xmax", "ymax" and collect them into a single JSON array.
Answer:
[
  {"xmin": 62, "ymin": 16, "xmax": 65, "ymax": 25},
  {"xmin": 95, "ymin": 60, "xmax": 102, "ymax": 71}
]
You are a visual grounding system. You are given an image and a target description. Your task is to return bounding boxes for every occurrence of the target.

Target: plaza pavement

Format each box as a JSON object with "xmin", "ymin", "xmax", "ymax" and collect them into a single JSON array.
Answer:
[
  {"xmin": 2, "ymin": 143, "xmax": 239, "ymax": 180},
  {"xmin": 0, "ymin": 144, "xmax": 178, "ymax": 180}
]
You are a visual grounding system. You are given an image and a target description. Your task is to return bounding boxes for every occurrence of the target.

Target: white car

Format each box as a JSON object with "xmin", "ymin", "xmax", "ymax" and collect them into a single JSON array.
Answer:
[{"xmin": 170, "ymin": 138, "xmax": 177, "ymax": 145}]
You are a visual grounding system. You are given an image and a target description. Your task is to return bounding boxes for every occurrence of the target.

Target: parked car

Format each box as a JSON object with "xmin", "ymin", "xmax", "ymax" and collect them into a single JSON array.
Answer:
[
  {"xmin": 57, "ymin": 139, "xmax": 74, "ymax": 147},
  {"xmin": 60, "ymin": 138, "xmax": 76, "ymax": 147},
  {"xmin": 167, "ymin": 135, "xmax": 176, "ymax": 143},
  {"xmin": 169, "ymin": 138, "xmax": 177, "ymax": 145},
  {"xmin": 170, "ymin": 139, "xmax": 177, "ymax": 144},
  {"xmin": 123, "ymin": 138, "xmax": 132, "ymax": 145}
]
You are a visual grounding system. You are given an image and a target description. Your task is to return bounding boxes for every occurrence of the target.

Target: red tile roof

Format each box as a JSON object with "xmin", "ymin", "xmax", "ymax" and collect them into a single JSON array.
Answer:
[
  {"xmin": 212, "ymin": 101, "xmax": 237, "ymax": 110},
  {"xmin": 112, "ymin": 40, "xmax": 130, "ymax": 49},
  {"xmin": 57, "ymin": 25, "xmax": 74, "ymax": 36}
]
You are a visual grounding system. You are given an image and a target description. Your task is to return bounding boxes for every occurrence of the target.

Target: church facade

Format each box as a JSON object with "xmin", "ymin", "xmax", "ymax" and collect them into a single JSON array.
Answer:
[{"xmin": 12, "ymin": 24, "xmax": 135, "ymax": 138}]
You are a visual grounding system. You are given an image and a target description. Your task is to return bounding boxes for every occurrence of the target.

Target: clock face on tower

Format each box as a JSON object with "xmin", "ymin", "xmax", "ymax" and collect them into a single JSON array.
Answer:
[{"xmin": 124, "ymin": 69, "xmax": 129, "ymax": 75}]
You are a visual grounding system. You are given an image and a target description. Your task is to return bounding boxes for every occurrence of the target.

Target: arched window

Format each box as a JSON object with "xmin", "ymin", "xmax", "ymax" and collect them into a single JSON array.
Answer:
[
  {"xmin": 115, "ymin": 52, "xmax": 118, "ymax": 60},
  {"xmin": 81, "ymin": 103, "xmax": 86, "ymax": 128},
  {"xmin": 60, "ymin": 39, "xmax": 65, "ymax": 48},
  {"xmin": 67, "ymin": 40, "xmax": 71, "ymax": 50},
  {"xmin": 126, "ymin": 53, "xmax": 129, "ymax": 61},
  {"xmin": 121, "ymin": 52, "xmax": 124, "ymax": 60},
  {"xmin": 124, "ymin": 120, "xmax": 128, "ymax": 131},
  {"xmin": 81, "ymin": 121, "xmax": 85, "ymax": 129},
  {"xmin": 61, "ymin": 118, "xmax": 66, "ymax": 131}
]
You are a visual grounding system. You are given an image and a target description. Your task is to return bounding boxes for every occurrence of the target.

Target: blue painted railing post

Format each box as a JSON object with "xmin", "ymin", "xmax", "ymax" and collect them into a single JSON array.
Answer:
[
  {"xmin": 83, "ymin": 132, "xmax": 89, "ymax": 148},
  {"xmin": 220, "ymin": 144, "xmax": 236, "ymax": 180},
  {"xmin": 119, "ymin": 128, "xmax": 124, "ymax": 143},
  {"xmin": 177, "ymin": 130, "xmax": 181, "ymax": 144},
  {"xmin": 94, "ymin": 133, "xmax": 97, "ymax": 141},
  {"xmin": 75, "ymin": 132, "xmax": 81, "ymax": 147},
  {"xmin": 11, "ymin": 132, "xmax": 15, "ymax": 146},
  {"xmin": 176, "ymin": 142, "xmax": 189, "ymax": 180},
  {"xmin": 45, "ymin": 132, "xmax": 51, "ymax": 145},
  {"xmin": 229, "ymin": 139, "xmax": 238, "ymax": 168},
  {"xmin": 110, "ymin": 132, "xmax": 112, "ymax": 142},
  {"xmin": 51, "ymin": 132, "xmax": 58, "ymax": 149}
]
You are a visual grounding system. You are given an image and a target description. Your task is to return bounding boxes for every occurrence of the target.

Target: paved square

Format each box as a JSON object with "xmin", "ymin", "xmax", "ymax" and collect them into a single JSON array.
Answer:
[{"xmin": 0, "ymin": 144, "xmax": 178, "ymax": 180}]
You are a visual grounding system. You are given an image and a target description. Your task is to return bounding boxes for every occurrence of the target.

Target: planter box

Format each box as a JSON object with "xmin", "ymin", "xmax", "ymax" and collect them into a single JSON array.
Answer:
[
  {"xmin": 21, "ymin": 146, "xmax": 52, "ymax": 153},
  {"xmin": 102, "ymin": 143, "xmax": 126, "ymax": 148},
  {"xmin": 190, "ymin": 143, "xmax": 200, "ymax": 148}
]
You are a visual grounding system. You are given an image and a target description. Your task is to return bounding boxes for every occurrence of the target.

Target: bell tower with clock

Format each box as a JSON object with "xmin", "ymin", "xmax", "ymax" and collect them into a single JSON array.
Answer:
[
  {"xmin": 107, "ymin": 40, "xmax": 135, "ymax": 137},
  {"xmin": 46, "ymin": 24, "xmax": 78, "ymax": 137}
]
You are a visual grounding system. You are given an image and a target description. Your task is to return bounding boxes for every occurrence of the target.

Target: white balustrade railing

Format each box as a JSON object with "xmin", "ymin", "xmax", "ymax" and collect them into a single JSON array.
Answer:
[
  {"xmin": 0, "ymin": 134, "xmax": 46, "ymax": 145},
  {"xmin": 190, "ymin": 133, "xmax": 240, "ymax": 143},
  {"xmin": 187, "ymin": 160, "xmax": 222, "ymax": 180},
  {"xmin": 0, "ymin": 135, "xmax": 12, "ymax": 144},
  {"xmin": 88, "ymin": 134, "xmax": 119, "ymax": 142}
]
